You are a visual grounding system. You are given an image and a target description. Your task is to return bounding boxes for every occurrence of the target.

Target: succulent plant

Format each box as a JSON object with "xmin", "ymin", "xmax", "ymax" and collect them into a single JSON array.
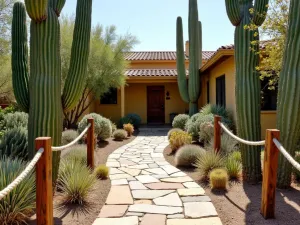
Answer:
[{"xmin": 209, "ymin": 168, "xmax": 228, "ymax": 190}]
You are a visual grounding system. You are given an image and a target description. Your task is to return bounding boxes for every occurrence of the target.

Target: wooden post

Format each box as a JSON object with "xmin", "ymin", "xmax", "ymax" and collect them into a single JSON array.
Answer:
[
  {"xmin": 87, "ymin": 118, "xmax": 95, "ymax": 170},
  {"xmin": 35, "ymin": 137, "xmax": 53, "ymax": 225},
  {"xmin": 214, "ymin": 115, "xmax": 221, "ymax": 153},
  {"xmin": 261, "ymin": 129, "xmax": 280, "ymax": 219}
]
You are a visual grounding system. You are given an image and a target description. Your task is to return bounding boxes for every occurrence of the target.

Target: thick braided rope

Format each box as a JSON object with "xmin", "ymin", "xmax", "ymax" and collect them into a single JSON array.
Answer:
[
  {"xmin": 52, "ymin": 123, "xmax": 91, "ymax": 151},
  {"xmin": 0, "ymin": 148, "xmax": 44, "ymax": 201},
  {"xmin": 273, "ymin": 138, "xmax": 300, "ymax": 172},
  {"xmin": 218, "ymin": 122, "xmax": 265, "ymax": 146}
]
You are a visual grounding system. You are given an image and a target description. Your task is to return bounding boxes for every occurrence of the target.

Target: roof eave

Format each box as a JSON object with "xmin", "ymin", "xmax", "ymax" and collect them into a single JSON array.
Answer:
[{"xmin": 200, "ymin": 49, "xmax": 234, "ymax": 73}]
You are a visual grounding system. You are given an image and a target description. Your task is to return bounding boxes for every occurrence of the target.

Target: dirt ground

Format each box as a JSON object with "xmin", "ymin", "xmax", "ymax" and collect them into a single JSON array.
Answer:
[
  {"xmin": 163, "ymin": 145, "xmax": 300, "ymax": 225},
  {"xmin": 29, "ymin": 133, "xmax": 137, "ymax": 225}
]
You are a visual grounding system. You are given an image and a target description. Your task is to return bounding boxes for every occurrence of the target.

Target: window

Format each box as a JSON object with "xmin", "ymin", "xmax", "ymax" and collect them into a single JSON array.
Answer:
[
  {"xmin": 100, "ymin": 88, "xmax": 117, "ymax": 104},
  {"xmin": 216, "ymin": 75, "xmax": 226, "ymax": 107},
  {"xmin": 261, "ymin": 80, "xmax": 277, "ymax": 110},
  {"xmin": 206, "ymin": 81, "xmax": 210, "ymax": 103}
]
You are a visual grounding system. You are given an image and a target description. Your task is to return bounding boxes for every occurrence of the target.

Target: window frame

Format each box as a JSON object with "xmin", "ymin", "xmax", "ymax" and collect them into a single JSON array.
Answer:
[
  {"xmin": 216, "ymin": 75, "xmax": 226, "ymax": 107},
  {"xmin": 100, "ymin": 88, "xmax": 118, "ymax": 105}
]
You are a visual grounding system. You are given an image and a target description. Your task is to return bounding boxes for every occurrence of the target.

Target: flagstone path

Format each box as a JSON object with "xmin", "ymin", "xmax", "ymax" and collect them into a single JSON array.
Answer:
[{"xmin": 92, "ymin": 129, "xmax": 222, "ymax": 225}]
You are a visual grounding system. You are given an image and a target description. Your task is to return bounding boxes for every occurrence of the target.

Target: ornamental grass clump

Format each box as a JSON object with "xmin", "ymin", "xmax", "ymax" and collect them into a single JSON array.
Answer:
[
  {"xmin": 225, "ymin": 156, "xmax": 242, "ymax": 180},
  {"xmin": 169, "ymin": 131, "xmax": 192, "ymax": 153},
  {"xmin": 210, "ymin": 168, "xmax": 228, "ymax": 190},
  {"xmin": 95, "ymin": 165, "xmax": 109, "ymax": 180},
  {"xmin": 0, "ymin": 157, "xmax": 35, "ymax": 224},
  {"xmin": 172, "ymin": 114, "xmax": 189, "ymax": 130},
  {"xmin": 113, "ymin": 129, "xmax": 127, "ymax": 141},
  {"xmin": 62, "ymin": 145, "xmax": 87, "ymax": 165},
  {"xmin": 123, "ymin": 123, "xmax": 134, "ymax": 136},
  {"xmin": 175, "ymin": 144, "xmax": 205, "ymax": 167},
  {"xmin": 62, "ymin": 129, "xmax": 79, "ymax": 145}
]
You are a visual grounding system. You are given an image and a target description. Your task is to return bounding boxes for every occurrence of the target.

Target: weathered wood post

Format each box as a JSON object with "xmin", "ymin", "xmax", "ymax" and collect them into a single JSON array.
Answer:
[
  {"xmin": 214, "ymin": 115, "xmax": 221, "ymax": 153},
  {"xmin": 35, "ymin": 137, "xmax": 53, "ymax": 225},
  {"xmin": 87, "ymin": 118, "xmax": 95, "ymax": 170},
  {"xmin": 261, "ymin": 129, "xmax": 280, "ymax": 219}
]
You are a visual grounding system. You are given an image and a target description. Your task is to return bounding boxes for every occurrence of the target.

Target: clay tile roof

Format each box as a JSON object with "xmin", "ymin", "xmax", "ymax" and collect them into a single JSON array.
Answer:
[
  {"xmin": 124, "ymin": 51, "xmax": 215, "ymax": 61},
  {"xmin": 125, "ymin": 69, "xmax": 188, "ymax": 77}
]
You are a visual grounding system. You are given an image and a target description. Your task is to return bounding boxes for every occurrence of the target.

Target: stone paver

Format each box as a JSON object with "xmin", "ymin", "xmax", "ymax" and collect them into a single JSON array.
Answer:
[{"xmin": 94, "ymin": 129, "xmax": 222, "ymax": 225}]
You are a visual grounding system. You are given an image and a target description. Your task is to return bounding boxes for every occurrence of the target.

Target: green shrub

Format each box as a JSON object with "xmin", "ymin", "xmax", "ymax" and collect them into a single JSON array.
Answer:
[
  {"xmin": 169, "ymin": 131, "xmax": 192, "ymax": 153},
  {"xmin": 294, "ymin": 154, "xmax": 300, "ymax": 181},
  {"xmin": 62, "ymin": 130, "xmax": 79, "ymax": 145},
  {"xmin": 210, "ymin": 168, "xmax": 228, "ymax": 190},
  {"xmin": 199, "ymin": 121, "xmax": 214, "ymax": 144},
  {"xmin": 172, "ymin": 114, "xmax": 189, "ymax": 130},
  {"xmin": 195, "ymin": 150, "xmax": 225, "ymax": 178},
  {"xmin": 62, "ymin": 145, "xmax": 87, "ymax": 165},
  {"xmin": 186, "ymin": 113, "xmax": 214, "ymax": 140},
  {"xmin": 225, "ymin": 157, "xmax": 242, "ymax": 180},
  {"xmin": 167, "ymin": 128, "xmax": 182, "ymax": 140},
  {"xmin": 118, "ymin": 113, "xmax": 142, "ymax": 129},
  {"xmin": 95, "ymin": 165, "xmax": 109, "ymax": 179},
  {"xmin": 0, "ymin": 112, "xmax": 28, "ymax": 131},
  {"xmin": 175, "ymin": 144, "xmax": 205, "ymax": 167},
  {"xmin": 0, "ymin": 157, "xmax": 35, "ymax": 224},
  {"xmin": 78, "ymin": 113, "xmax": 112, "ymax": 141},
  {"xmin": 58, "ymin": 159, "xmax": 96, "ymax": 205},
  {"xmin": 208, "ymin": 133, "xmax": 238, "ymax": 154},
  {"xmin": 113, "ymin": 129, "xmax": 127, "ymax": 141},
  {"xmin": 0, "ymin": 127, "xmax": 28, "ymax": 160},
  {"xmin": 123, "ymin": 123, "xmax": 134, "ymax": 136}
]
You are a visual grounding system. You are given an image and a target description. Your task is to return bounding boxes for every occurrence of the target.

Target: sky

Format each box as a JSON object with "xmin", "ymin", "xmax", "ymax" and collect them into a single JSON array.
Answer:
[{"xmin": 62, "ymin": 0, "xmax": 235, "ymax": 51}]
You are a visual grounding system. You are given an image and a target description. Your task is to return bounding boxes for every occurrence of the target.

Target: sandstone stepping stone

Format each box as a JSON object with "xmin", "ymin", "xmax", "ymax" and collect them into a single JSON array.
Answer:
[
  {"xmin": 151, "ymin": 153, "xmax": 164, "ymax": 158},
  {"xmin": 111, "ymin": 179, "xmax": 128, "ymax": 186},
  {"xmin": 154, "ymin": 193, "xmax": 182, "ymax": 207},
  {"xmin": 127, "ymin": 177, "xmax": 136, "ymax": 181},
  {"xmin": 149, "ymin": 163, "xmax": 159, "ymax": 168},
  {"xmin": 98, "ymin": 205, "xmax": 128, "ymax": 218},
  {"xmin": 145, "ymin": 182, "xmax": 184, "ymax": 190},
  {"xmin": 128, "ymin": 164, "xmax": 149, "ymax": 169},
  {"xmin": 161, "ymin": 177, "xmax": 193, "ymax": 183},
  {"xmin": 167, "ymin": 214, "xmax": 185, "ymax": 219},
  {"xmin": 182, "ymin": 182, "xmax": 200, "ymax": 188},
  {"xmin": 130, "ymin": 158, "xmax": 143, "ymax": 163},
  {"xmin": 132, "ymin": 190, "xmax": 174, "ymax": 199},
  {"xmin": 128, "ymin": 204, "xmax": 183, "ymax": 215},
  {"xmin": 140, "ymin": 214, "xmax": 166, "ymax": 225},
  {"xmin": 126, "ymin": 212, "xmax": 144, "ymax": 217},
  {"xmin": 109, "ymin": 154, "xmax": 121, "ymax": 159},
  {"xmin": 145, "ymin": 168, "xmax": 168, "ymax": 175},
  {"xmin": 136, "ymin": 175, "xmax": 160, "ymax": 184},
  {"xmin": 157, "ymin": 162, "xmax": 169, "ymax": 166},
  {"xmin": 141, "ymin": 171, "xmax": 152, "ymax": 175},
  {"xmin": 106, "ymin": 161, "xmax": 120, "ymax": 168},
  {"xmin": 161, "ymin": 165, "xmax": 180, "ymax": 175},
  {"xmin": 171, "ymin": 172, "xmax": 187, "ymax": 177},
  {"xmin": 184, "ymin": 202, "xmax": 218, "ymax": 218},
  {"xmin": 93, "ymin": 216, "xmax": 138, "ymax": 225},
  {"xmin": 153, "ymin": 174, "xmax": 170, "ymax": 179},
  {"xmin": 120, "ymin": 159, "xmax": 136, "ymax": 166},
  {"xmin": 134, "ymin": 200, "xmax": 152, "ymax": 205},
  {"xmin": 129, "ymin": 181, "xmax": 148, "ymax": 190},
  {"xmin": 106, "ymin": 186, "xmax": 133, "ymax": 205},
  {"xmin": 110, "ymin": 174, "xmax": 132, "ymax": 180},
  {"xmin": 167, "ymin": 218, "xmax": 222, "ymax": 225},
  {"xmin": 119, "ymin": 167, "xmax": 141, "ymax": 176},
  {"xmin": 181, "ymin": 196, "xmax": 211, "ymax": 203},
  {"xmin": 110, "ymin": 168, "xmax": 124, "ymax": 175},
  {"xmin": 177, "ymin": 188, "xmax": 205, "ymax": 196}
]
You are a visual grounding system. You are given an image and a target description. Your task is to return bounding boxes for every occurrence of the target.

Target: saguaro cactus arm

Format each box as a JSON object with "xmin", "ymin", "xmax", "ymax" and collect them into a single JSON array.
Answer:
[
  {"xmin": 11, "ymin": 3, "xmax": 29, "ymax": 112},
  {"xmin": 24, "ymin": 0, "xmax": 48, "ymax": 21},
  {"xmin": 62, "ymin": 0, "xmax": 92, "ymax": 112},
  {"xmin": 49, "ymin": 0, "xmax": 66, "ymax": 16},
  {"xmin": 253, "ymin": 0, "xmax": 269, "ymax": 26},
  {"xmin": 225, "ymin": 0, "xmax": 242, "ymax": 26},
  {"xmin": 176, "ymin": 16, "xmax": 189, "ymax": 104}
]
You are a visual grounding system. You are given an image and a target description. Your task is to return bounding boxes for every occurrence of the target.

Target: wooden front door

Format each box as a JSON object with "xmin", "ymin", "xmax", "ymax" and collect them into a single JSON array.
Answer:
[{"xmin": 147, "ymin": 86, "xmax": 165, "ymax": 124}]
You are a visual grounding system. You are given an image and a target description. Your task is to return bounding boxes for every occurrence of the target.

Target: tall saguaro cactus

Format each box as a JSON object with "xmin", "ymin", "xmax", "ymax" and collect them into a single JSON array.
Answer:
[
  {"xmin": 276, "ymin": 0, "xmax": 300, "ymax": 188},
  {"xmin": 225, "ymin": 0, "xmax": 269, "ymax": 183},
  {"xmin": 12, "ymin": 0, "xmax": 92, "ymax": 184},
  {"xmin": 176, "ymin": 0, "xmax": 202, "ymax": 116}
]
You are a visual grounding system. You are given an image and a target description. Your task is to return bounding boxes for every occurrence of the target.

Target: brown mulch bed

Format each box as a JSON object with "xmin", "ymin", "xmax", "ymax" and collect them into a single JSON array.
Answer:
[
  {"xmin": 29, "ymin": 132, "xmax": 137, "ymax": 225},
  {"xmin": 163, "ymin": 145, "xmax": 300, "ymax": 225}
]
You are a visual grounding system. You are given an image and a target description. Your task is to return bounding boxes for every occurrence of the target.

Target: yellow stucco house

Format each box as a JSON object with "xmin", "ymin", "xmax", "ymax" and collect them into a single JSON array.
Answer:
[{"xmin": 92, "ymin": 41, "xmax": 277, "ymax": 138}]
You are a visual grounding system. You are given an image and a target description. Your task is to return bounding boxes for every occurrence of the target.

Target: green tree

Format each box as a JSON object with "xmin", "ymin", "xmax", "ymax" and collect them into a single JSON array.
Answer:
[{"xmin": 60, "ymin": 15, "xmax": 138, "ymax": 128}]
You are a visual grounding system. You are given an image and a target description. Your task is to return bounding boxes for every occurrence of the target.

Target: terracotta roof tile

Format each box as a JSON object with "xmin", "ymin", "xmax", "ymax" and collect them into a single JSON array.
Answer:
[{"xmin": 126, "ymin": 69, "xmax": 188, "ymax": 77}]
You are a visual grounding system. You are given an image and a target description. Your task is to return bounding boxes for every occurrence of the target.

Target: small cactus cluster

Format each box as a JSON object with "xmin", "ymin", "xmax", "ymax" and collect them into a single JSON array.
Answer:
[{"xmin": 209, "ymin": 168, "xmax": 228, "ymax": 190}]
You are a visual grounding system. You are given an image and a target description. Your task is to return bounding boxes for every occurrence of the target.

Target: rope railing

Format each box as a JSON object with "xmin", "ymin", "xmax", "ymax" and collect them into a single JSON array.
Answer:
[
  {"xmin": 218, "ymin": 121, "xmax": 265, "ymax": 146},
  {"xmin": 0, "ymin": 148, "xmax": 44, "ymax": 201},
  {"xmin": 52, "ymin": 123, "xmax": 91, "ymax": 151},
  {"xmin": 273, "ymin": 138, "xmax": 300, "ymax": 172}
]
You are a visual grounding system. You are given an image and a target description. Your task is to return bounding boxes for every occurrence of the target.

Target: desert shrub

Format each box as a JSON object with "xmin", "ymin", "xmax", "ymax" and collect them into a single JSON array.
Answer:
[
  {"xmin": 111, "ymin": 122, "xmax": 117, "ymax": 133},
  {"xmin": 225, "ymin": 157, "xmax": 242, "ymax": 180},
  {"xmin": 167, "ymin": 128, "xmax": 182, "ymax": 140},
  {"xmin": 230, "ymin": 151, "xmax": 242, "ymax": 163},
  {"xmin": 172, "ymin": 114, "xmax": 189, "ymax": 130},
  {"xmin": 195, "ymin": 150, "xmax": 225, "ymax": 178},
  {"xmin": 186, "ymin": 113, "xmax": 214, "ymax": 140},
  {"xmin": 62, "ymin": 130, "xmax": 79, "ymax": 145},
  {"xmin": 208, "ymin": 133, "xmax": 238, "ymax": 154},
  {"xmin": 62, "ymin": 145, "xmax": 87, "ymax": 165},
  {"xmin": 199, "ymin": 121, "xmax": 214, "ymax": 144},
  {"xmin": 175, "ymin": 144, "xmax": 205, "ymax": 167},
  {"xmin": 58, "ymin": 159, "xmax": 96, "ymax": 205},
  {"xmin": 201, "ymin": 104, "xmax": 233, "ymax": 127},
  {"xmin": 78, "ymin": 113, "xmax": 112, "ymax": 141},
  {"xmin": 169, "ymin": 131, "xmax": 192, "ymax": 152},
  {"xmin": 123, "ymin": 123, "xmax": 134, "ymax": 136},
  {"xmin": 113, "ymin": 129, "xmax": 127, "ymax": 141},
  {"xmin": 0, "ymin": 127, "xmax": 28, "ymax": 160},
  {"xmin": 0, "ymin": 157, "xmax": 35, "ymax": 224},
  {"xmin": 0, "ymin": 112, "xmax": 28, "ymax": 132},
  {"xmin": 294, "ymin": 154, "xmax": 300, "ymax": 181},
  {"xmin": 119, "ymin": 113, "xmax": 141, "ymax": 129},
  {"xmin": 210, "ymin": 168, "xmax": 228, "ymax": 190},
  {"xmin": 95, "ymin": 165, "xmax": 109, "ymax": 179}
]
